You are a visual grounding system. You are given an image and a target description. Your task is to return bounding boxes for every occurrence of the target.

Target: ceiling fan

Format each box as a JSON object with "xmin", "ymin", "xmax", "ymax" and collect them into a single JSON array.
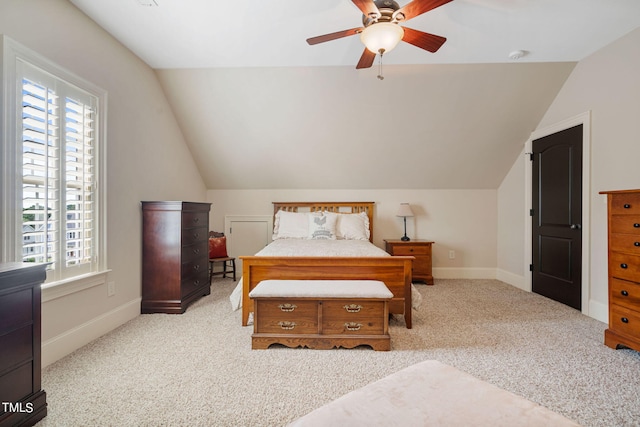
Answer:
[{"xmin": 307, "ymin": 0, "xmax": 453, "ymax": 70}]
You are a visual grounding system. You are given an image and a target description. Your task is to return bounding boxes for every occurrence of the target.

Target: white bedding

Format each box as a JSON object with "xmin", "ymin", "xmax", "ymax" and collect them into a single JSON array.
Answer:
[
  {"xmin": 229, "ymin": 239, "xmax": 422, "ymax": 311},
  {"xmin": 253, "ymin": 238, "xmax": 390, "ymax": 257}
]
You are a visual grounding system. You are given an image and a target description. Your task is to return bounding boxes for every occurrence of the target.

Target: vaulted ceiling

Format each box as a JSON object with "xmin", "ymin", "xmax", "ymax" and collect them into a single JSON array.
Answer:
[{"xmin": 69, "ymin": 0, "xmax": 640, "ymax": 189}]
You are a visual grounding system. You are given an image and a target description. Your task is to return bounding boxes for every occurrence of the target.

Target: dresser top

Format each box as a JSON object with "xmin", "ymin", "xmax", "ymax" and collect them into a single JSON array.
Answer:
[
  {"xmin": 141, "ymin": 201, "xmax": 211, "ymax": 211},
  {"xmin": 599, "ymin": 189, "xmax": 640, "ymax": 195}
]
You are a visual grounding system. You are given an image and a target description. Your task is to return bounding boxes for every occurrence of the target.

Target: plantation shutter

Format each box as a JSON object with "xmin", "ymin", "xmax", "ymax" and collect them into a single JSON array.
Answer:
[{"xmin": 19, "ymin": 61, "xmax": 97, "ymax": 278}]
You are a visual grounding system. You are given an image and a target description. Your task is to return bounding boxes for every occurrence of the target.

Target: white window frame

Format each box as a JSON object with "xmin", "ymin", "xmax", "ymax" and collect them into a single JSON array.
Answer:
[{"xmin": 1, "ymin": 36, "xmax": 108, "ymax": 293}]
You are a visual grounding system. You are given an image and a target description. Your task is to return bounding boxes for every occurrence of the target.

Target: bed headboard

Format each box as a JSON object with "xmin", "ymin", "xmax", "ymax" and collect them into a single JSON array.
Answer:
[{"xmin": 272, "ymin": 202, "xmax": 375, "ymax": 242}]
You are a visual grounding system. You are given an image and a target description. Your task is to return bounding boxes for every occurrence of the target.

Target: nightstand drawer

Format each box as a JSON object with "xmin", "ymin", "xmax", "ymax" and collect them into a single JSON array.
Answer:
[{"xmin": 391, "ymin": 245, "xmax": 430, "ymax": 255}]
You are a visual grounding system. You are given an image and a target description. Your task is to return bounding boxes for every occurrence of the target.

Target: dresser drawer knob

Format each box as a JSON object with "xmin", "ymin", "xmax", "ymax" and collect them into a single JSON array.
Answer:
[
  {"xmin": 635, "ymin": 223, "xmax": 640, "ymax": 228},
  {"xmin": 624, "ymin": 204, "xmax": 631, "ymax": 209},
  {"xmin": 278, "ymin": 303, "xmax": 297, "ymax": 312},
  {"xmin": 621, "ymin": 290, "xmax": 629, "ymax": 296},
  {"xmin": 621, "ymin": 317, "xmax": 629, "ymax": 324},
  {"xmin": 620, "ymin": 263, "xmax": 628, "ymax": 269},
  {"xmin": 193, "ymin": 232, "xmax": 200, "ymax": 239},
  {"xmin": 344, "ymin": 322, "xmax": 362, "ymax": 331},
  {"xmin": 278, "ymin": 321, "xmax": 296, "ymax": 330},
  {"xmin": 193, "ymin": 248, "xmax": 200, "ymax": 254},
  {"xmin": 194, "ymin": 217, "xmax": 200, "ymax": 223},
  {"xmin": 194, "ymin": 264, "xmax": 200, "ymax": 271},
  {"xmin": 193, "ymin": 279, "xmax": 200, "ymax": 286},
  {"xmin": 343, "ymin": 304, "xmax": 363, "ymax": 313},
  {"xmin": 635, "ymin": 242, "xmax": 640, "ymax": 247}
]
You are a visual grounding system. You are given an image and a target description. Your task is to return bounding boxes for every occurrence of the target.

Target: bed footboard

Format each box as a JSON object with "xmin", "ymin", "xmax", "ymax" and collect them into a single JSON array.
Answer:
[{"xmin": 240, "ymin": 256, "xmax": 414, "ymax": 328}]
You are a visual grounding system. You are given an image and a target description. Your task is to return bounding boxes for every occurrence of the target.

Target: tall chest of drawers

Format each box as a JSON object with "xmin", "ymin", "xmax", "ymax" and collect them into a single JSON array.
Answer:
[
  {"xmin": 0, "ymin": 263, "xmax": 48, "ymax": 426},
  {"xmin": 601, "ymin": 189, "xmax": 640, "ymax": 352},
  {"xmin": 141, "ymin": 201, "xmax": 211, "ymax": 314}
]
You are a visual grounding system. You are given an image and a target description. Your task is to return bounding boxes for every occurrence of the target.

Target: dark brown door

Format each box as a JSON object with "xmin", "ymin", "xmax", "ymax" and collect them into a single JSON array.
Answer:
[{"xmin": 532, "ymin": 124, "xmax": 583, "ymax": 310}]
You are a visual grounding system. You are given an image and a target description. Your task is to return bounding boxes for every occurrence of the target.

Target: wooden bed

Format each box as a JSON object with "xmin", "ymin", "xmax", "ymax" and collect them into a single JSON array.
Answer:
[{"xmin": 239, "ymin": 202, "xmax": 414, "ymax": 328}]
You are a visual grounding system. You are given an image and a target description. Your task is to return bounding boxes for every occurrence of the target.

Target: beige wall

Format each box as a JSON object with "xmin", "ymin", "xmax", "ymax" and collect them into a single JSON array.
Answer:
[
  {"xmin": 497, "ymin": 27, "xmax": 640, "ymax": 322},
  {"xmin": 207, "ymin": 189, "xmax": 498, "ymax": 278},
  {"xmin": 0, "ymin": 0, "xmax": 207, "ymax": 365}
]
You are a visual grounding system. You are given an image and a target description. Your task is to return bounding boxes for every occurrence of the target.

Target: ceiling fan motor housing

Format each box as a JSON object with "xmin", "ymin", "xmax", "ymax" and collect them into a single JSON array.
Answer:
[{"xmin": 363, "ymin": 0, "xmax": 404, "ymax": 27}]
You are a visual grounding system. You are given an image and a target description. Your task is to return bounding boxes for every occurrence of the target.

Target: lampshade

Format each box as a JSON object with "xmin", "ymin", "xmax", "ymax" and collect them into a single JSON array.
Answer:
[
  {"xmin": 360, "ymin": 22, "xmax": 405, "ymax": 54},
  {"xmin": 396, "ymin": 203, "xmax": 414, "ymax": 218}
]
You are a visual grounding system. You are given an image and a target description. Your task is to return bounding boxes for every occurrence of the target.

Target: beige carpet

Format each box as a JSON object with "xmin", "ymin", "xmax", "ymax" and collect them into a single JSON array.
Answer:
[{"xmin": 37, "ymin": 279, "xmax": 640, "ymax": 426}]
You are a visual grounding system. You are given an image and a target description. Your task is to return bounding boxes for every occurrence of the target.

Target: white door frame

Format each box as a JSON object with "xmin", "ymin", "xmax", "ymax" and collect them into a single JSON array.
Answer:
[{"xmin": 524, "ymin": 111, "xmax": 591, "ymax": 315}]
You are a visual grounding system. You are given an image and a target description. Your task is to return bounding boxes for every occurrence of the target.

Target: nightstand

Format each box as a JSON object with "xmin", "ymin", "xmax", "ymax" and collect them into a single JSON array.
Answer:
[{"xmin": 384, "ymin": 239, "xmax": 434, "ymax": 285}]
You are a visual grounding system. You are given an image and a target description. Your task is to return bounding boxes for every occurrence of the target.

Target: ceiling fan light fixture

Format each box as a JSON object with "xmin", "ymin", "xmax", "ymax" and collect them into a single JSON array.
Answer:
[{"xmin": 360, "ymin": 22, "xmax": 405, "ymax": 54}]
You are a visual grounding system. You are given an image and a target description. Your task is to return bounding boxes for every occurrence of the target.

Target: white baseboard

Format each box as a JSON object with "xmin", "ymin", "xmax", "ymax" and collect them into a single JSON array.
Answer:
[
  {"xmin": 42, "ymin": 298, "xmax": 141, "ymax": 368},
  {"xmin": 433, "ymin": 267, "xmax": 496, "ymax": 279},
  {"xmin": 496, "ymin": 269, "xmax": 529, "ymax": 291},
  {"xmin": 588, "ymin": 299, "xmax": 608, "ymax": 324}
]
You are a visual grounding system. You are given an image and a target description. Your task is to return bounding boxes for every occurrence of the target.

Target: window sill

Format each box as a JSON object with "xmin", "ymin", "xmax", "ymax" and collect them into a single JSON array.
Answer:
[{"xmin": 41, "ymin": 270, "xmax": 112, "ymax": 303}]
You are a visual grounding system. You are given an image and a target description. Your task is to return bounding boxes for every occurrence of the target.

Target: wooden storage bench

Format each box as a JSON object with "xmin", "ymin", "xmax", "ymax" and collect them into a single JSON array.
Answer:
[{"xmin": 249, "ymin": 280, "xmax": 393, "ymax": 351}]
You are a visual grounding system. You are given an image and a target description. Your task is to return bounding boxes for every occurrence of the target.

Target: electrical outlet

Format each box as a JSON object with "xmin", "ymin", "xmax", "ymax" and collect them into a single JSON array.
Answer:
[
  {"xmin": 107, "ymin": 281, "xmax": 116, "ymax": 297},
  {"xmin": 449, "ymin": 250, "xmax": 455, "ymax": 259}
]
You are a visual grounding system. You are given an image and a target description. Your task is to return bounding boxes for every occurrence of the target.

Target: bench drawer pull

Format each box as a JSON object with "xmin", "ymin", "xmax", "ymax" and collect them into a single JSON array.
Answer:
[
  {"xmin": 345, "ymin": 322, "xmax": 362, "ymax": 331},
  {"xmin": 278, "ymin": 303, "xmax": 297, "ymax": 312},
  {"xmin": 278, "ymin": 321, "xmax": 296, "ymax": 330},
  {"xmin": 343, "ymin": 304, "xmax": 362, "ymax": 313}
]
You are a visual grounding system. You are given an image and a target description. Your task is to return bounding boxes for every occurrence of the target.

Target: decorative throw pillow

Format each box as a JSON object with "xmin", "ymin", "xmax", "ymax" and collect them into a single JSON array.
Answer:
[
  {"xmin": 209, "ymin": 236, "xmax": 228, "ymax": 258},
  {"xmin": 307, "ymin": 213, "xmax": 337, "ymax": 240}
]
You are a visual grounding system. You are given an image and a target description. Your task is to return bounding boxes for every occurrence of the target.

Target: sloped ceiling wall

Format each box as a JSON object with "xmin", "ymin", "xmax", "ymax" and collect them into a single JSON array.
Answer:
[{"xmin": 156, "ymin": 62, "xmax": 575, "ymax": 190}]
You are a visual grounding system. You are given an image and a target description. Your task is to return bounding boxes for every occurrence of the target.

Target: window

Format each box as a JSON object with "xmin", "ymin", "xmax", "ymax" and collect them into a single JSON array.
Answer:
[{"xmin": 1, "ymin": 36, "xmax": 106, "ymax": 284}]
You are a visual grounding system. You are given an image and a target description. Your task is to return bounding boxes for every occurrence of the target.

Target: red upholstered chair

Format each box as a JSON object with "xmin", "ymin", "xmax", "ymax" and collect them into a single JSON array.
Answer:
[{"xmin": 208, "ymin": 231, "xmax": 236, "ymax": 283}]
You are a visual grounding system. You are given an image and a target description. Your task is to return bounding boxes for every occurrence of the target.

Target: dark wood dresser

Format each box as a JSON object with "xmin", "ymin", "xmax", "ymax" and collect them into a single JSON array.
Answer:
[
  {"xmin": 0, "ymin": 263, "xmax": 48, "ymax": 426},
  {"xmin": 384, "ymin": 239, "xmax": 434, "ymax": 285},
  {"xmin": 141, "ymin": 201, "xmax": 212, "ymax": 314},
  {"xmin": 600, "ymin": 189, "xmax": 640, "ymax": 352}
]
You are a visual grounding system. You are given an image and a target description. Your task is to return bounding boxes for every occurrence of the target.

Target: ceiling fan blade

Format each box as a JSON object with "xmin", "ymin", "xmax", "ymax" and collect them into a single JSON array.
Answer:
[
  {"xmin": 351, "ymin": 0, "xmax": 380, "ymax": 18},
  {"xmin": 356, "ymin": 48, "xmax": 376, "ymax": 69},
  {"xmin": 396, "ymin": 0, "xmax": 453, "ymax": 21},
  {"xmin": 307, "ymin": 27, "xmax": 364, "ymax": 45},
  {"xmin": 402, "ymin": 26, "xmax": 447, "ymax": 52}
]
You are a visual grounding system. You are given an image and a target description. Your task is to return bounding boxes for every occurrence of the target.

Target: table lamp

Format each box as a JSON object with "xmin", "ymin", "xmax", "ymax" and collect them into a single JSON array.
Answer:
[{"xmin": 396, "ymin": 203, "xmax": 414, "ymax": 241}]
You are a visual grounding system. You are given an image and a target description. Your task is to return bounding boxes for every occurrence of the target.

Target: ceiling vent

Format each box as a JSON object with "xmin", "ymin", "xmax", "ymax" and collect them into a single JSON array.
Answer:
[{"xmin": 136, "ymin": 0, "xmax": 158, "ymax": 6}]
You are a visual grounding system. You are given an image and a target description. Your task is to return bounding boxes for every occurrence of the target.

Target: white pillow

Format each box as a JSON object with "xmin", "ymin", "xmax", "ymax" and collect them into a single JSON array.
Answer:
[
  {"xmin": 273, "ymin": 211, "xmax": 313, "ymax": 240},
  {"xmin": 324, "ymin": 211, "xmax": 370, "ymax": 240},
  {"xmin": 308, "ymin": 213, "xmax": 337, "ymax": 240}
]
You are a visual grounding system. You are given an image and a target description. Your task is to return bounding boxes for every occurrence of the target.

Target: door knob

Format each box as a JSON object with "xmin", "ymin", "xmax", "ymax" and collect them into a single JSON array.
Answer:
[{"xmin": 570, "ymin": 224, "xmax": 582, "ymax": 229}]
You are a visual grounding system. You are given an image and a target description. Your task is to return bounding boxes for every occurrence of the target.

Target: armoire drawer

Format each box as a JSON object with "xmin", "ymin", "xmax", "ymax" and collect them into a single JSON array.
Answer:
[
  {"xmin": 611, "ymin": 215, "xmax": 640, "ymax": 235},
  {"xmin": 182, "ymin": 211, "xmax": 208, "ymax": 229},
  {"xmin": 611, "ymin": 193, "xmax": 640, "ymax": 215},
  {"xmin": 609, "ymin": 304, "xmax": 640, "ymax": 338},
  {"xmin": 610, "ymin": 252, "xmax": 640, "ymax": 282},
  {"xmin": 611, "ymin": 234, "xmax": 640, "ymax": 256},
  {"xmin": 610, "ymin": 278, "xmax": 640, "ymax": 311}
]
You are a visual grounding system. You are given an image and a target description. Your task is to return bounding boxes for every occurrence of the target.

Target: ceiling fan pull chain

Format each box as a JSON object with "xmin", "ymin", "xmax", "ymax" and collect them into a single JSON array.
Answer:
[{"xmin": 377, "ymin": 50, "xmax": 384, "ymax": 80}]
